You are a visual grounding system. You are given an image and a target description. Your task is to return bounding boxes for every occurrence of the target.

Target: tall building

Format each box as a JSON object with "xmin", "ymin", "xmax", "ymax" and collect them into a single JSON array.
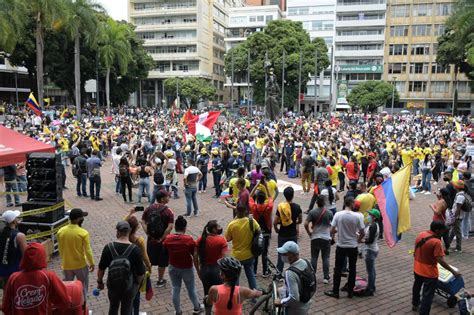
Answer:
[
  {"xmin": 225, "ymin": 5, "xmax": 283, "ymax": 107},
  {"xmin": 334, "ymin": 0, "xmax": 387, "ymax": 109},
  {"xmin": 0, "ymin": 55, "xmax": 30, "ymax": 106},
  {"xmin": 246, "ymin": 0, "xmax": 286, "ymax": 10},
  {"xmin": 287, "ymin": 0, "xmax": 336, "ymax": 112},
  {"xmin": 384, "ymin": 0, "xmax": 473, "ymax": 114},
  {"xmin": 128, "ymin": 0, "xmax": 243, "ymax": 107}
]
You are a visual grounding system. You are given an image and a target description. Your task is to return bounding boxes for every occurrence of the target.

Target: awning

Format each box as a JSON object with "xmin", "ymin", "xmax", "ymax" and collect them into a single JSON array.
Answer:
[
  {"xmin": 336, "ymin": 104, "xmax": 351, "ymax": 110},
  {"xmin": 0, "ymin": 126, "xmax": 55, "ymax": 167}
]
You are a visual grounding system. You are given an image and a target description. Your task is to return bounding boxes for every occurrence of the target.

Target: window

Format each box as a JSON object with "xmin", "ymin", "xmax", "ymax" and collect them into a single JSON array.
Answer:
[
  {"xmin": 390, "ymin": 25, "xmax": 409, "ymax": 36},
  {"xmin": 411, "ymin": 44, "xmax": 430, "ymax": 55},
  {"xmin": 395, "ymin": 81, "xmax": 406, "ymax": 92},
  {"xmin": 257, "ymin": 15, "xmax": 264, "ymax": 22},
  {"xmin": 266, "ymin": 15, "xmax": 273, "ymax": 22},
  {"xmin": 413, "ymin": 4, "xmax": 432, "ymax": 17},
  {"xmin": 391, "ymin": 5, "xmax": 409, "ymax": 17},
  {"xmin": 409, "ymin": 81, "xmax": 426, "ymax": 92},
  {"xmin": 389, "ymin": 44, "xmax": 408, "ymax": 55},
  {"xmin": 311, "ymin": 20, "xmax": 334, "ymax": 31},
  {"xmin": 338, "ymin": 29, "xmax": 383, "ymax": 36},
  {"xmin": 436, "ymin": 3, "xmax": 453, "ymax": 16},
  {"xmin": 249, "ymin": 16, "xmax": 256, "ymax": 22},
  {"xmin": 431, "ymin": 63, "xmax": 450, "ymax": 74},
  {"xmin": 0, "ymin": 56, "xmax": 4, "ymax": 65},
  {"xmin": 230, "ymin": 16, "xmax": 246, "ymax": 24},
  {"xmin": 430, "ymin": 81, "xmax": 450, "ymax": 93},
  {"xmin": 412, "ymin": 24, "xmax": 431, "ymax": 36},
  {"xmin": 388, "ymin": 63, "xmax": 407, "ymax": 74},
  {"xmin": 434, "ymin": 24, "xmax": 446, "ymax": 36},
  {"xmin": 155, "ymin": 62, "xmax": 170, "ymax": 73},
  {"xmin": 457, "ymin": 82, "xmax": 471, "ymax": 93},
  {"xmin": 410, "ymin": 63, "xmax": 429, "ymax": 74}
]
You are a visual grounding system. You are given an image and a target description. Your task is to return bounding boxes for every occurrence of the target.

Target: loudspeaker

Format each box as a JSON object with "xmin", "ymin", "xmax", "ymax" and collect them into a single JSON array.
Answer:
[
  {"xmin": 26, "ymin": 152, "xmax": 63, "ymax": 202},
  {"xmin": 21, "ymin": 200, "xmax": 65, "ymax": 223}
]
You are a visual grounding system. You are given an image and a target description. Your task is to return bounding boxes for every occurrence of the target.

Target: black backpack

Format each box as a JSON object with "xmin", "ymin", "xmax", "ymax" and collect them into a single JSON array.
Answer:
[
  {"xmin": 249, "ymin": 217, "xmax": 264, "ymax": 256},
  {"xmin": 119, "ymin": 164, "xmax": 130, "ymax": 178},
  {"xmin": 460, "ymin": 192, "xmax": 473, "ymax": 212},
  {"xmin": 106, "ymin": 243, "xmax": 135, "ymax": 291},
  {"xmin": 154, "ymin": 170, "xmax": 164, "ymax": 186},
  {"xmin": 288, "ymin": 259, "xmax": 317, "ymax": 303},
  {"xmin": 0, "ymin": 228, "xmax": 19, "ymax": 268},
  {"xmin": 147, "ymin": 205, "xmax": 167, "ymax": 240}
]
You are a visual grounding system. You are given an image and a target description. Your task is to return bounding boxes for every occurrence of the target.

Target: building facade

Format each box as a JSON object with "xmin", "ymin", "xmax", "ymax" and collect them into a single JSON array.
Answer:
[
  {"xmin": 0, "ymin": 55, "xmax": 30, "ymax": 106},
  {"xmin": 246, "ymin": 0, "xmax": 286, "ymax": 10},
  {"xmin": 287, "ymin": 0, "xmax": 336, "ymax": 112},
  {"xmin": 334, "ymin": 0, "xmax": 387, "ymax": 109},
  {"xmin": 128, "ymin": 0, "xmax": 242, "ymax": 107},
  {"xmin": 384, "ymin": 0, "xmax": 473, "ymax": 114}
]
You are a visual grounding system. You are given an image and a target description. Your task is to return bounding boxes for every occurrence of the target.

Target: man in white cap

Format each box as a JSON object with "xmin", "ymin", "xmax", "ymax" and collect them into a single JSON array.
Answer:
[
  {"xmin": 0, "ymin": 210, "xmax": 27, "ymax": 286},
  {"xmin": 274, "ymin": 241, "xmax": 314, "ymax": 314}
]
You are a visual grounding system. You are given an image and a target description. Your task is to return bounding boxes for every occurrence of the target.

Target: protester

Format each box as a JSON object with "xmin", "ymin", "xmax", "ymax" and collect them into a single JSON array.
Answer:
[
  {"xmin": 57, "ymin": 208, "xmax": 95, "ymax": 302},
  {"xmin": 86, "ymin": 150, "xmax": 103, "ymax": 201},
  {"xmin": 184, "ymin": 157, "xmax": 202, "ymax": 217},
  {"xmin": 363, "ymin": 209, "xmax": 381, "ymax": 296},
  {"xmin": 3, "ymin": 165, "xmax": 21, "ymax": 207},
  {"xmin": 73, "ymin": 149, "xmax": 89, "ymax": 197},
  {"xmin": 137, "ymin": 158, "xmax": 153, "ymax": 204},
  {"xmin": 119, "ymin": 156, "xmax": 133, "ymax": 203}
]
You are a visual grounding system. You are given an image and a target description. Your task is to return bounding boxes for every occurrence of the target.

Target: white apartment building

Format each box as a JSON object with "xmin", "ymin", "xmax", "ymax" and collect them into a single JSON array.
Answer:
[
  {"xmin": 334, "ymin": 0, "xmax": 386, "ymax": 108},
  {"xmin": 224, "ymin": 5, "xmax": 282, "ymax": 106},
  {"xmin": 286, "ymin": 0, "xmax": 336, "ymax": 112},
  {"xmin": 0, "ymin": 55, "xmax": 30, "ymax": 105},
  {"xmin": 128, "ymin": 0, "xmax": 243, "ymax": 107}
]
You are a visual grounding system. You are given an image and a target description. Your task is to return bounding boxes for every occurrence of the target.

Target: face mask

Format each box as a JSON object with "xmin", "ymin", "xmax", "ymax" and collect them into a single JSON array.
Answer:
[
  {"xmin": 282, "ymin": 255, "xmax": 289, "ymax": 264},
  {"xmin": 216, "ymin": 228, "xmax": 223, "ymax": 235},
  {"xmin": 367, "ymin": 216, "xmax": 373, "ymax": 224}
]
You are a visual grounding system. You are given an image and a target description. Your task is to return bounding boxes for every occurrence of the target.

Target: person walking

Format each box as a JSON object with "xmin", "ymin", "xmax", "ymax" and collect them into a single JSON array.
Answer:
[
  {"xmin": 324, "ymin": 197, "xmax": 365, "ymax": 299},
  {"xmin": 74, "ymin": 149, "xmax": 88, "ymax": 197},
  {"xmin": 137, "ymin": 159, "xmax": 153, "ymax": 204},
  {"xmin": 163, "ymin": 216, "xmax": 204, "ymax": 314},
  {"xmin": 421, "ymin": 154, "xmax": 434, "ymax": 194},
  {"xmin": 448, "ymin": 180, "xmax": 470, "ymax": 252},
  {"xmin": 225, "ymin": 204, "xmax": 260, "ymax": 290},
  {"xmin": 206, "ymin": 257, "xmax": 262, "ymax": 314},
  {"xmin": 197, "ymin": 148, "xmax": 210, "ymax": 194},
  {"xmin": 363, "ymin": 209, "xmax": 381, "ymax": 296},
  {"xmin": 86, "ymin": 150, "xmax": 103, "ymax": 201},
  {"xmin": 301, "ymin": 150, "xmax": 313, "ymax": 195},
  {"xmin": 274, "ymin": 187, "xmax": 302, "ymax": 274},
  {"xmin": 197, "ymin": 220, "xmax": 228, "ymax": 315},
  {"xmin": 119, "ymin": 156, "xmax": 133, "ymax": 203},
  {"xmin": 150, "ymin": 157, "xmax": 165, "ymax": 204},
  {"xmin": 141, "ymin": 190, "xmax": 174, "ymax": 288},
  {"xmin": 412, "ymin": 221, "xmax": 461, "ymax": 314},
  {"xmin": 57, "ymin": 208, "xmax": 95, "ymax": 302},
  {"xmin": 210, "ymin": 148, "xmax": 223, "ymax": 198},
  {"xmin": 184, "ymin": 157, "xmax": 202, "ymax": 217},
  {"xmin": 320, "ymin": 179, "xmax": 339, "ymax": 216},
  {"xmin": 97, "ymin": 221, "xmax": 145, "ymax": 315},
  {"xmin": 304, "ymin": 195, "xmax": 333, "ymax": 284}
]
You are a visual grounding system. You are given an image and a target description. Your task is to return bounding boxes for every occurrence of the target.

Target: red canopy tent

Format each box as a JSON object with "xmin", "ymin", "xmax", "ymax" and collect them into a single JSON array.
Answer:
[{"xmin": 0, "ymin": 126, "xmax": 55, "ymax": 167}]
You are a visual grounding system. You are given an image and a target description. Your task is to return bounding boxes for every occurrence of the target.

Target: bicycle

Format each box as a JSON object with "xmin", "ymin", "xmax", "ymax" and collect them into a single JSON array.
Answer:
[{"xmin": 249, "ymin": 258, "xmax": 283, "ymax": 315}]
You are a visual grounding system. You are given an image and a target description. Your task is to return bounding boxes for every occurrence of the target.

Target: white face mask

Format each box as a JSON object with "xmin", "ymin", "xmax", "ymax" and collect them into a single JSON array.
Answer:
[
  {"xmin": 368, "ymin": 216, "xmax": 373, "ymax": 224},
  {"xmin": 282, "ymin": 255, "xmax": 289, "ymax": 264}
]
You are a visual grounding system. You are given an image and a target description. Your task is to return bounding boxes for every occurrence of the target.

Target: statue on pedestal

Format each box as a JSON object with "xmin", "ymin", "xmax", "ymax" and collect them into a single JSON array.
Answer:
[{"xmin": 265, "ymin": 65, "xmax": 280, "ymax": 121}]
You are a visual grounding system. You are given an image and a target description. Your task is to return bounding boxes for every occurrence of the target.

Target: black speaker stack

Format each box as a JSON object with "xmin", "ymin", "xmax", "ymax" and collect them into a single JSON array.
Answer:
[{"xmin": 21, "ymin": 152, "xmax": 65, "ymax": 223}]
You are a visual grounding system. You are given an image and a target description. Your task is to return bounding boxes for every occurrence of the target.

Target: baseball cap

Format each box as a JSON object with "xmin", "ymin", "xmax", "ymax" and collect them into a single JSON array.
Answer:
[
  {"xmin": 277, "ymin": 241, "xmax": 300, "ymax": 255},
  {"xmin": 116, "ymin": 220, "xmax": 131, "ymax": 232},
  {"xmin": 69, "ymin": 208, "xmax": 88, "ymax": 221},
  {"xmin": 453, "ymin": 180, "xmax": 464, "ymax": 189},
  {"xmin": 2, "ymin": 210, "xmax": 21, "ymax": 224},
  {"xmin": 155, "ymin": 189, "xmax": 171, "ymax": 201},
  {"xmin": 368, "ymin": 209, "xmax": 381, "ymax": 220},
  {"xmin": 354, "ymin": 199, "xmax": 362, "ymax": 210}
]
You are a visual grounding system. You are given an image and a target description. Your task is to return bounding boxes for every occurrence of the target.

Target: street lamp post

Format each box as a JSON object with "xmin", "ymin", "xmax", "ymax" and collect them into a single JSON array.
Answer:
[
  {"xmin": 281, "ymin": 50, "xmax": 285, "ymax": 113},
  {"xmin": 14, "ymin": 70, "xmax": 19, "ymax": 111},
  {"xmin": 176, "ymin": 78, "xmax": 179, "ymax": 109},
  {"xmin": 247, "ymin": 48, "xmax": 251, "ymax": 117},
  {"xmin": 391, "ymin": 76, "xmax": 397, "ymax": 115},
  {"xmin": 231, "ymin": 50, "xmax": 234, "ymax": 110},
  {"xmin": 314, "ymin": 49, "xmax": 318, "ymax": 117},
  {"xmin": 298, "ymin": 47, "xmax": 302, "ymax": 113}
]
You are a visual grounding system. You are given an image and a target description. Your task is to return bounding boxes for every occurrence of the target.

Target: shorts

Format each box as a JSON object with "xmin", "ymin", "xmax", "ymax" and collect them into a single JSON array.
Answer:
[{"xmin": 147, "ymin": 240, "xmax": 169, "ymax": 267}]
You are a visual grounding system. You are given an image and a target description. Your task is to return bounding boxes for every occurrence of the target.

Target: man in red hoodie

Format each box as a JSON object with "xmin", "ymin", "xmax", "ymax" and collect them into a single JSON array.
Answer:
[{"xmin": 2, "ymin": 243, "xmax": 70, "ymax": 314}]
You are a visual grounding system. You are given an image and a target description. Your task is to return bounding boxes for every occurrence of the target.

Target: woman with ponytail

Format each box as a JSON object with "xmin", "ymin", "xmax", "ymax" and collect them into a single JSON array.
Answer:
[
  {"xmin": 196, "ymin": 220, "xmax": 228, "ymax": 314},
  {"xmin": 206, "ymin": 257, "xmax": 262, "ymax": 314}
]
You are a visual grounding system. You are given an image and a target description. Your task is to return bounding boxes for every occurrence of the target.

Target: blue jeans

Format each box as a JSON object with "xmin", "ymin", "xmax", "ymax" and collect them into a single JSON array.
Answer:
[
  {"xmin": 461, "ymin": 212, "xmax": 471, "ymax": 238},
  {"xmin": 150, "ymin": 184, "xmax": 164, "ymax": 204},
  {"xmin": 115, "ymin": 175, "xmax": 121, "ymax": 194},
  {"xmin": 364, "ymin": 249, "xmax": 378, "ymax": 293},
  {"xmin": 412, "ymin": 272, "xmax": 437, "ymax": 315},
  {"xmin": 5, "ymin": 182, "xmax": 20, "ymax": 205},
  {"xmin": 76, "ymin": 173, "xmax": 87, "ymax": 196},
  {"xmin": 421, "ymin": 169, "xmax": 432, "ymax": 192},
  {"xmin": 138, "ymin": 177, "xmax": 150, "ymax": 203},
  {"xmin": 239, "ymin": 257, "xmax": 257, "ymax": 290},
  {"xmin": 168, "ymin": 265, "xmax": 201, "ymax": 313},
  {"xmin": 277, "ymin": 236, "xmax": 297, "ymax": 273},
  {"xmin": 199, "ymin": 171, "xmax": 208, "ymax": 191},
  {"xmin": 16, "ymin": 175, "xmax": 27, "ymax": 192},
  {"xmin": 184, "ymin": 187, "xmax": 198, "ymax": 215},
  {"xmin": 413, "ymin": 159, "xmax": 420, "ymax": 175},
  {"xmin": 212, "ymin": 172, "xmax": 222, "ymax": 197},
  {"xmin": 89, "ymin": 176, "xmax": 101, "ymax": 199}
]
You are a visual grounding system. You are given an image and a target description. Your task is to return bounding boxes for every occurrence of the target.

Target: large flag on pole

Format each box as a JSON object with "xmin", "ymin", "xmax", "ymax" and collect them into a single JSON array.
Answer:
[
  {"xmin": 373, "ymin": 164, "xmax": 412, "ymax": 248},
  {"xmin": 187, "ymin": 111, "xmax": 220, "ymax": 142},
  {"xmin": 25, "ymin": 92, "xmax": 42, "ymax": 116},
  {"xmin": 181, "ymin": 109, "xmax": 195, "ymax": 125}
]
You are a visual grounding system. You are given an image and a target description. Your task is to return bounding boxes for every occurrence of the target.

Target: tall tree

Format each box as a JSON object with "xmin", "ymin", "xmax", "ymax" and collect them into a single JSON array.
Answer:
[
  {"xmin": 347, "ymin": 81, "xmax": 399, "ymax": 113},
  {"xmin": 65, "ymin": 0, "xmax": 103, "ymax": 120},
  {"xmin": 224, "ymin": 20, "xmax": 329, "ymax": 108},
  {"xmin": 164, "ymin": 78, "xmax": 216, "ymax": 108},
  {"xmin": 0, "ymin": 0, "xmax": 27, "ymax": 53},
  {"xmin": 98, "ymin": 17, "xmax": 131, "ymax": 115}
]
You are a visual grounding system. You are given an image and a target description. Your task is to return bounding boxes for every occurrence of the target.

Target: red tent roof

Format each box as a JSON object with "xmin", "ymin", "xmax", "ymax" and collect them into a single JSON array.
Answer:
[{"xmin": 0, "ymin": 126, "xmax": 55, "ymax": 167}]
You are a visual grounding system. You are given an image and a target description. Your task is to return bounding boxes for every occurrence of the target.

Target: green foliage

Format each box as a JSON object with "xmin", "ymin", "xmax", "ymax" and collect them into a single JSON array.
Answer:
[
  {"xmin": 347, "ymin": 81, "xmax": 399, "ymax": 113},
  {"xmin": 164, "ymin": 78, "xmax": 216, "ymax": 108},
  {"xmin": 224, "ymin": 20, "xmax": 329, "ymax": 107},
  {"xmin": 0, "ymin": 0, "xmax": 28, "ymax": 53}
]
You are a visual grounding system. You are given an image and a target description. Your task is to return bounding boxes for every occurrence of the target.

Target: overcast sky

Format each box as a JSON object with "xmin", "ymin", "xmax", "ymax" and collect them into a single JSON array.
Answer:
[{"xmin": 97, "ymin": 0, "xmax": 128, "ymax": 21}]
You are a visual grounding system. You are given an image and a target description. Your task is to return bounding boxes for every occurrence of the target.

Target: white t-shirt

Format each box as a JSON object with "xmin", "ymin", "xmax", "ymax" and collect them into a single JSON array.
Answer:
[
  {"xmin": 166, "ymin": 159, "xmax": 177, "ymax": 170},
  {"xmin": 321, "ymin": 187, "xmax": 337, "ymax": 210},
  {"xmin": 455, "ymin": 192, "xmax": 468, "ymax": 219},
  {"xmin": 331, "ymin": 210, "xmax": 365, "ymax": 248}
]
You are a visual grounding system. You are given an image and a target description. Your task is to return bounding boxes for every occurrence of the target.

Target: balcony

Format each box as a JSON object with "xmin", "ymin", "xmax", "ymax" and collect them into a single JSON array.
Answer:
[
  {"xmin": 148, "ymin": 52, "xmax": 198, "ymax": 60},
  {"xmin": 336, "ymin": 18, "xmax": 385, "ymax": 28},
  {"xmin": 135, "ymin": 23, "xmax": 197, "ymax": 32},
  {"xmin": 130, "ymin": 7, "xmax": 196, "ymax": 18},
  {"xmin": 337, "ymin": 3, "xmax": 386, "ymax": 13},
  {"xmin": 148, "ymin": 69, "xmax": 207, "ymax": 79},
  {"xmin": 143, "ymin": 37, "xmax": 197, "ymax": 45},
  {"xmin": 335, "ymin": 49, "xmax": 384, "ymax": 57},
  {"xmin": 335, "ymin": 34, "xmax": 384, "ymax": 42}
]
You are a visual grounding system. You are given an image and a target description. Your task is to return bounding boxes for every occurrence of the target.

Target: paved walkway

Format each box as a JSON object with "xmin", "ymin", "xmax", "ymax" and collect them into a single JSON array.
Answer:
[{"xmin": 7, "ymin": 160, "xmax": 474, "ymax": 314}]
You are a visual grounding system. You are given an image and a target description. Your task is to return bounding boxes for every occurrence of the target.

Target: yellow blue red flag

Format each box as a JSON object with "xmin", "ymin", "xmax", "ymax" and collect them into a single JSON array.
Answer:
[{"xmin": 25, "ymin": 92, "xmax": 42, "ymax": 116}]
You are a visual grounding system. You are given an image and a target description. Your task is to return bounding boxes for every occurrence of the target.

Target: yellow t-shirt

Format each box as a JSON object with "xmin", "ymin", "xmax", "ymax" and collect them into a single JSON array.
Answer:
[
  {"xmin": 228, "ymin": 177, "xmax": 251, "ymax": 201},
  {"xmin": 356, "ymin": 193, "xmax": 377, "ymax": 223},
  {"xmin": 401, "ymin": 149, "xmax": 414, "ymax": 167},
  {"xmin": 329, "ymin": 165, "xmax": 341, "ymax": 187},
  {"xmin": 414, "ymin": 147, "xmax": 423, "ymax": 160},
  {"xmin": 225, "ymin": 217, "xmax": 260, "ymax": 261},
  {"xmin": 57, "ymin": 224, "xmax": 95, "ymax": 270},
  {"xmin": 255, "ymin": 137, "xmax": 265, "ymax": 150},
  {"xmin": 256, "ymin": 179, "xmax": 278, "ymax": 199},
  {"xmin": 423, "ymin": 148, "xmax": 433, "ymax": 158},
  {"xmin": 58, "ymin": 138, "xmax": 69, "ymax": 152},
  {"xmin": 353, "ymin": 151, "xmax": 363, "ymax": 163}
]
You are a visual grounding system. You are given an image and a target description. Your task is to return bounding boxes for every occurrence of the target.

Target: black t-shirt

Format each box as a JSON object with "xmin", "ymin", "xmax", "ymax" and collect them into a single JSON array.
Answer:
[
  {"xmin": 98, "ymin": 242, "xmax": 146, "ymax": 279},
  {"xmin": 276, "ymin": 203, "xmax": 302, "ymax": 237}
]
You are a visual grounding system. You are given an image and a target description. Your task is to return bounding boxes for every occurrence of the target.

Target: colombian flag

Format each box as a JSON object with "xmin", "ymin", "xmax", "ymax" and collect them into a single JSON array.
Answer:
[
  {"xmin": 373, "ymin": 164, "xmax": 412, "ymax": 248},
  {"xmin": 25, "ymin": 92, "xmax": 42, "ymax": 116}
]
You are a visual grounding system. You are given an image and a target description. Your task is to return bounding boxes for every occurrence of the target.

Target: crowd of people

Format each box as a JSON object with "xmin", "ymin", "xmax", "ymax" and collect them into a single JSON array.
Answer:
[{"xmin": 0, "ymin": 105, "xmax": 473, "ymax": 314}]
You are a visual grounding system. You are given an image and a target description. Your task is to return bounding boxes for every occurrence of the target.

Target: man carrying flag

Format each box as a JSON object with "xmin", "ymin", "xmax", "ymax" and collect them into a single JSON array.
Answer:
[{"xmin": 25, "ymin": 92, "xmax": 43, "ymax": 117}]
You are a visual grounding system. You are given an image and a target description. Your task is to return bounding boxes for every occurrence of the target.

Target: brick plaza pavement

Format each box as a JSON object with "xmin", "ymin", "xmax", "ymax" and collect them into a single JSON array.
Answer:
[{"xmin": 5, "ymin": 160, "xmax": 474, "ymax": 314}]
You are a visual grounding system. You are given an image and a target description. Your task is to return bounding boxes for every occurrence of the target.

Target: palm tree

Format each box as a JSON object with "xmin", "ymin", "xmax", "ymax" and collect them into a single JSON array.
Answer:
[
  {"xmin": 0, "ymin": 0, "xmax": 27, "ymax": 53},
  {"xmin": 98, "ymin": 18, "xmax": 131, "ymax": 115},
  {"xmin": 30, "ymin": 0, "xmax": 67, "ymax": 108},
  {"xmin": 65, "ymin": 0, "xmax": 103, "ymax": 120}
]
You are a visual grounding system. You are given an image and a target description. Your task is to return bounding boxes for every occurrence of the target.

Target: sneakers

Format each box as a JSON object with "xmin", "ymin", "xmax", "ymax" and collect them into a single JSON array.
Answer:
[
  {"xmin": 156, "ymin": 279, "xmax": 167, "ymax": 288},
  {"xmin": 192, "ymin": 304, "xmax": 204, "ymax": 314},
  {"xmin": 324, "ymin": 290, "xmax": 339, "ymax": 299},
  {"xmin": 194, "ymin": 212, "xmax": 200, "ymax": 217},
  {"xmin": 262, "ymin": 270, "xmax": 271, "ymax": 278},
  {"xmin": 323, "ymin": 278, "xmax": 330, "ymax": 284}
]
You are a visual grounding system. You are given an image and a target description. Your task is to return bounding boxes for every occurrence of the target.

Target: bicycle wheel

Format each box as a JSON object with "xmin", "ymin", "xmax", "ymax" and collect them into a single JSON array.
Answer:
[
  {"xmin": 249, "ymin": 294, "xmax": 273, "ymax": 315},
  {"xmin": 272, "ymin": 281, "xmax": 283, "ymax": 315}
]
